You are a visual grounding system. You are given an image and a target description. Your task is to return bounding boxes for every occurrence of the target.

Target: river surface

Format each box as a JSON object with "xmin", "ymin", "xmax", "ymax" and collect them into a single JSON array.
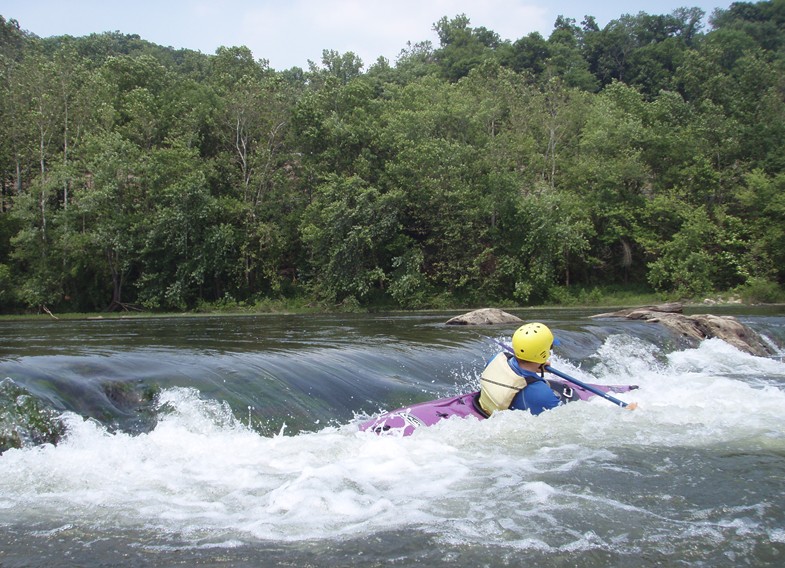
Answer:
[{"xmin": 0, "ymin": 307, "xmax": 784, "ymax": 567}]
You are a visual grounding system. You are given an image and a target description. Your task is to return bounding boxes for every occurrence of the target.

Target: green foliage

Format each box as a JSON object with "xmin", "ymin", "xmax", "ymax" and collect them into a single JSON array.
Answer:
[
  {"xmin": 582, "ymin": 10, "xmax": 704, "ymax": 97},
  {"xmin": 734, "ymin": 278, "xmax": 785, "ymax": 304},
  {"xmin": 0, "ymin": 263, "xmax": 10, "ymax": 304},
  {"xmin": 301, "ymin": 175, "xmax": 403, "ymax": 304},
  {"xmin": 646, "ymin": 206, "xmax": 759, "ymax": 296},
  {"xmin": 3, "ymin": 4, "xmax": 785, "ymax": 314},
  {"xmin": 500, "ymin": 188, "xmax": 594, "ymax": 304},
  {"xmin": 433, "ymin": 15, "xmax": 504, "ymax": 81},
  {"xmin": 388, "ymin": 247, "xmax": 433, "ymax": 308},
  {"xmin": 732, "ymin": 168, "xmax": 785, "ymax": 281}
]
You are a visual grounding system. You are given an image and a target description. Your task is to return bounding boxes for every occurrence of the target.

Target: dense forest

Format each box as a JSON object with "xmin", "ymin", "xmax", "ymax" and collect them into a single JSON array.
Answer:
[{"xmin": 1, "ymin": 2, "xmax": 785, "ymax": 314}]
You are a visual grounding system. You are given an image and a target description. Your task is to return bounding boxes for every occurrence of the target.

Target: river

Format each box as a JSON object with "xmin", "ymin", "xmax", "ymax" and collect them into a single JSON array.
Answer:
[{"xmin": 0, "ymin": 307, "xmax": 784, "ymax": 567}]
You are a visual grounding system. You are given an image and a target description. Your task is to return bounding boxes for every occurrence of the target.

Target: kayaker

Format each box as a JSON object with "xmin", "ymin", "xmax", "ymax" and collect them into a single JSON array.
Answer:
[{"xmin": 477, "ymin": 322, "xmax": 562, "ymax": 416}]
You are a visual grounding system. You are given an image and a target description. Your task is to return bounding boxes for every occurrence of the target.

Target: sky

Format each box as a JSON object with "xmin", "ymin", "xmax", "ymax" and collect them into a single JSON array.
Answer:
[{"xmin": 2, "ymin": 0, "xmax": 735, "ymax": 70}]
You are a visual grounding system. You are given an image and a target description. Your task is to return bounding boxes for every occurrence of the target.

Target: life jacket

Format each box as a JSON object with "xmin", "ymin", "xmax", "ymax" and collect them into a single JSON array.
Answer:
[{"xmin": 478, "ymin": 353, "xmax": 540, "ymax": 415}]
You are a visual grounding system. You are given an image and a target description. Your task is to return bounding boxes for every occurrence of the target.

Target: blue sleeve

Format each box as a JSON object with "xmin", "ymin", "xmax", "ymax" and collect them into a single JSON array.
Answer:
[{"xmin": 509, "ymin": 380, "xmax": 561, "ymax": 415}]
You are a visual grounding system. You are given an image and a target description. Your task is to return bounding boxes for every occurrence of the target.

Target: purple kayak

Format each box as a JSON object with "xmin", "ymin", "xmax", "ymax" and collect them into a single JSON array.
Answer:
[{"xmin": 360, "ymin": 378, "xmax": 637, "ymax": 436}]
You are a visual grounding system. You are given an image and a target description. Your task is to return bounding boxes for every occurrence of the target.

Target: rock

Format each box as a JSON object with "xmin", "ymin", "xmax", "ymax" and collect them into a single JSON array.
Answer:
[
  {"xmin": 0, "ymin": 378, "xmax": 66, "ymax": 452},
  {"xmin": 446, "ymin": 308, "xmax": 523, "ymax": 326},
  {"xmin": 592, "ymin": 303, "xmax": 776, "ymax": 357},
  {"xmin": 592, "ymin": 302, "xmax": 684, "ymax": 318}
]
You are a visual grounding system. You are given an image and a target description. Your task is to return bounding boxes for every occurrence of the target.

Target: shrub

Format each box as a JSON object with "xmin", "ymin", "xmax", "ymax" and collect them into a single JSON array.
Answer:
[{"xmin": 735, "ymin": 278, "xmax": 785, "ymax": 304}]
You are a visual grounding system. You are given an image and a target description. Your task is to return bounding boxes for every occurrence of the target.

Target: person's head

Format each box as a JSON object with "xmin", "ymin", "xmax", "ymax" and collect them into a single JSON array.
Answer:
[{"xmin": 511, "ymin": 322, "xmax": 559, "ymax": 366}]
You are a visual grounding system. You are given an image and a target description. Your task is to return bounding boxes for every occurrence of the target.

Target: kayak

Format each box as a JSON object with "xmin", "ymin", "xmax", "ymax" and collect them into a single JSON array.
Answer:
[{"xmin": 360, "ymin": 378, "xmax": 637, "ymax": 436}]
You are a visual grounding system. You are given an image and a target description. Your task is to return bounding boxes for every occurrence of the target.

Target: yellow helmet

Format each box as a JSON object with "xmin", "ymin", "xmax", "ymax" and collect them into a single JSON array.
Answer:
[{"xmin": 511, "ymin": 323, "xmax": 558, "ymax": 364}]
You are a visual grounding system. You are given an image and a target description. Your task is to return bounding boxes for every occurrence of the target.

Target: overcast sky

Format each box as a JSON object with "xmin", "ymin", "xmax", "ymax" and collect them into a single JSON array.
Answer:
[{"xmin": 3, "ymin": 1, "xmax": 734, "ymax": 70}]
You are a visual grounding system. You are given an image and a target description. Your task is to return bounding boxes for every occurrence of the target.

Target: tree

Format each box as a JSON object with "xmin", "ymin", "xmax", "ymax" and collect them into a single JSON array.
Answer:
[
  {"xmin": 392, "ymin": 40, "xmax": 438, "ymax": 83},
  {"xmin": 711, "ymin": 0, "xmax": 785, "ymax": 52},
  {"xmin": 316, "ymin": 49, "xmax": 364, "ymax": 84},
  {"xmin": 212, "ymin": 66, "xmax": 302, "ymax": 299},
  {"xmin": 300, "ymin": 175, "xmax": 403, "ymax": 303},
  {"xmin": 0, "ymin": 21, "xmax": 35, "ymax": 199},
  {"xmin": 583, "ymin": 10, "xmax": 704, "ymax": 96},
  {"xmin": 505, "ymin": 32, "xmax": 551, "ymax": 76},
  {"xmin": 561, "ymin": 82, "xmax": 651, "ymax": 283},
  {"xmin": 3, "ymin": 47, "xmax": 67, "ymax": 312},
  {"xmin": 647, "ymin": 205, "xmax": 758, "ymax": 295},
  {"xmin": 733, "ymin": 168, "xmax": 785, "ymax": 283},
  {"xmin": 433, "ymin": 14, "xmax": 503, "ymax": 81},
  {"xmin": 508, "ymin": 189, "xmax": 594, "ymax": 302},
  {"xmin": 211, "ymin": 45, "xmax": 268, "ymax": 86},
  {"xmin": 135, "ymin": 142, "xmax": 218, "ymax": 310},
  {"xmin": 67, "ymin": 132, "xmax": 147, "ymax": 310}
]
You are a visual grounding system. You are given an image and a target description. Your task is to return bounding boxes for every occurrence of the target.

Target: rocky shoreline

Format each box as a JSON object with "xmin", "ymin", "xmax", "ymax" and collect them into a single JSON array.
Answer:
[{"xmin": 447, "ymin": 304, "xmax": 779, "ymax": 357}]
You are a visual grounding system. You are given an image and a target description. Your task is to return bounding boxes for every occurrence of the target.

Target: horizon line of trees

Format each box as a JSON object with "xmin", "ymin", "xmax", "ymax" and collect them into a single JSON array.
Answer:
[{"xmin": 1, "ymin": 1, "xmax": 785, "ymax": 313}]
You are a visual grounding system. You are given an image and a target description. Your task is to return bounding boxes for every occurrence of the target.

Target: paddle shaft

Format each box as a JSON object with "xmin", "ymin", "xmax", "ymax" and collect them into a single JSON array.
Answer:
[
  {"xmin": 492, "ymin": 339, "xmax": 636, "ymax": 409},
  {"xmin": 544, "ymin": 365, "xmax": 631, "ymax": 408}
]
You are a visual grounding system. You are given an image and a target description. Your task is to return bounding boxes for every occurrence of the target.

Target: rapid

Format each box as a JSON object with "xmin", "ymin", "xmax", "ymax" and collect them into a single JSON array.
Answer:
[{"xmin": 0, "ymin": 308, "xmax": 783, "ymax": 567}]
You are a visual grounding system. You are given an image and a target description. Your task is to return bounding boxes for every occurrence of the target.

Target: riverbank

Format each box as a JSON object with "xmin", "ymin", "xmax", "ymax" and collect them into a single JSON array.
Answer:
[{"xmin": 0, "ymin": 282, "xmax": 782, "ymax": 322}]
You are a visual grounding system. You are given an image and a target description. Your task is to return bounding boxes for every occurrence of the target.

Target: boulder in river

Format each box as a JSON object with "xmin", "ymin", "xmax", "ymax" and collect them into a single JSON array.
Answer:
[
  {"xmin": 592, "ymin": 303, "xmax": 776, "ymax": 357},
  {"xmin": 446, "ymin": 308, "xmax": 523, "ymax": 326}
]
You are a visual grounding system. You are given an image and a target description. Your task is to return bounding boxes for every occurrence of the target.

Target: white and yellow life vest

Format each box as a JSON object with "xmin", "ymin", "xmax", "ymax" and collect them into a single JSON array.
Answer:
[{"xmin": 478, "ymin": 353, "xmax": 530, "ymax": 415}]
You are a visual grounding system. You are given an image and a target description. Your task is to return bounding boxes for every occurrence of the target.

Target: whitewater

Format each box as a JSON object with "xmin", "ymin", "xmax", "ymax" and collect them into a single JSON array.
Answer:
[{"xmin": 0, "ymin": 310, "xmax": 783, "ymax": 566}]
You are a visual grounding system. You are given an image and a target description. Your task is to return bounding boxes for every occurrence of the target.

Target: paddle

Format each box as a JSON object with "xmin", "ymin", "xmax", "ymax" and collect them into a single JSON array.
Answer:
[{"xmin": 544, "ymin": 365, "xmax": 638, "ymax": 410}]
